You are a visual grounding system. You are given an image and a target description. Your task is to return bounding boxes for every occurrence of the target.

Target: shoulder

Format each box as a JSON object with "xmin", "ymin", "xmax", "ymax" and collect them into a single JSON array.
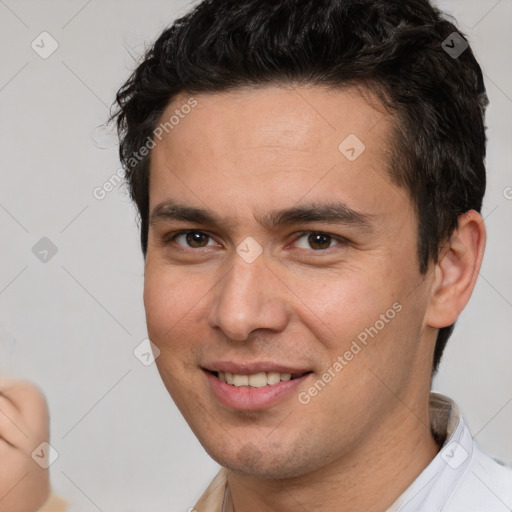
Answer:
[
  {"xmin": 38, "ymin": 492, "xmax": 69, "ymax": 512},
  {"xmin": 193, "ymin": 467, "xmax": 229, "ymax": 512},
  {"xmin": 445, "ymin": 443, "xmax": 512, "ymax": 511}
]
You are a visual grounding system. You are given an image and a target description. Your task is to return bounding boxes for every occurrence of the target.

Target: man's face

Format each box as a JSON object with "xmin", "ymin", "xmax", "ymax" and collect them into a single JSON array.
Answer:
[{"xmin": 144, "ymin": 86, "xmax": 436, "ymax": 478}]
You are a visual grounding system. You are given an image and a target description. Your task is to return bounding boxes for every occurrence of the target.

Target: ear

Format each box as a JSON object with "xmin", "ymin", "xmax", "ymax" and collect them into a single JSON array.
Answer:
[{"xmin": 425, "ymin": 210, "xmax": 486, "ymax": 329}]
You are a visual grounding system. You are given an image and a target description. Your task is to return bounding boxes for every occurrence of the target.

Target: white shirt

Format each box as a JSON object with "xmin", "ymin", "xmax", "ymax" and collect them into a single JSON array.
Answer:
[{"xmin": 193, "ymin": 393, "xmax": 512, "ymax": 511}]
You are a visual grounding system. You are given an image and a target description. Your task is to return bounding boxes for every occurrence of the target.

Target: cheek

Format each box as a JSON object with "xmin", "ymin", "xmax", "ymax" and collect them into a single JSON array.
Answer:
[
  {"xmin": 143, "ymin": 267, "xmax": 201, "ymax": 395},
  {"xmin": 296, "ymin": 270, "xmax": 390, "ymax": 346},
  {"xmin": 143, "ymin": 263, "xmax": 195, "ymax": 342},
  {"xmin": 143, "ymin": 261, "xmax": 217, "ymax": 370},
  {"xmin": 297, "ymin": 264, "xmax": 418, "ymax": 382},
  {"xmin": 143, "ymin": 270, "xmax": 171, "ymax": 337}
]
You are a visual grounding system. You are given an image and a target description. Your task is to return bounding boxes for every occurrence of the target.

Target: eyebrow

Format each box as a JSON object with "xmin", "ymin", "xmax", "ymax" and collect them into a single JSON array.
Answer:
[{"xmin": 150, "ymin": 200, "xmax": 374, "ymax": 233}]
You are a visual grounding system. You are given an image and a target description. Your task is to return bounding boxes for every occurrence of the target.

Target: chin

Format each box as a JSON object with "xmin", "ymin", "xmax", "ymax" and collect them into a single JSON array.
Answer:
[{"xmin": 202, "ymin": 437, "xmax": 319, "ymax": 480}]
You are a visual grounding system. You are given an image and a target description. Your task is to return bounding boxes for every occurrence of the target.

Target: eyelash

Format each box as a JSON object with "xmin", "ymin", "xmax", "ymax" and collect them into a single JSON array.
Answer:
[{"xmin": 164, "ymin": 230, "xmax": 347, "ymax": 252}]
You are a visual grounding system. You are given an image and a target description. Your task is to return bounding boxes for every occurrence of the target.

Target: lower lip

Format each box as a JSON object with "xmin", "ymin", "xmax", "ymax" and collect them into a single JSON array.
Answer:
[{"xmin": 204, "ymin": 370, "xmax": 312, "ymax": 411}]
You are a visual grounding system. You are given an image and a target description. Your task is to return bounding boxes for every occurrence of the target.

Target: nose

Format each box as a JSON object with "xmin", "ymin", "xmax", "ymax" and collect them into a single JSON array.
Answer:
[{"xmin": 207, "ymin": 250, "xmax": 290, "ymax": 341}]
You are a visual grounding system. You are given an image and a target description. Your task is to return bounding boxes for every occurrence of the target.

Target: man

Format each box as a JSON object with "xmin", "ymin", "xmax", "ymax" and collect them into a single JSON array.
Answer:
[{"xmin": 111, "ymin": 0, "xmax": 512, "ymax": 510}]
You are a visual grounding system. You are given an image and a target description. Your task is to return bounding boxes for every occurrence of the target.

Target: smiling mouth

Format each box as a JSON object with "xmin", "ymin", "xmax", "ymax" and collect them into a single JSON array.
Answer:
[{"xmin": 208, "ymin": 370, "xmax": 313, "ymax": 388}]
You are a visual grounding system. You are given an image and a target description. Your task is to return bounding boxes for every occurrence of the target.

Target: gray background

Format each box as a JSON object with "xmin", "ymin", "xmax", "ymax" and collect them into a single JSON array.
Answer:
[{"xmin": 0, "ymin": 0, "xmax": 510, "ymax": 510}]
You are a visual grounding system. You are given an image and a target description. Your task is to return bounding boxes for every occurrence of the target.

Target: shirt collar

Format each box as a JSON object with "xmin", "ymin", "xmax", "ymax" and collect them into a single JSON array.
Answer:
[{"xmin": 386, "ymin": 392, "xmax": 473, "ymax": 512}]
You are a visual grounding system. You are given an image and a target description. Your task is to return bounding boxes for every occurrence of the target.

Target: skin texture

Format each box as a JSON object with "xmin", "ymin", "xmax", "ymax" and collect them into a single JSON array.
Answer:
[
  {"xmin": 0, "ymin": 377, "xmax": 51, "ymax": 512},
  {"xmin": 144, "ymin": 85, "xmax": 486, "ymax": 512}
]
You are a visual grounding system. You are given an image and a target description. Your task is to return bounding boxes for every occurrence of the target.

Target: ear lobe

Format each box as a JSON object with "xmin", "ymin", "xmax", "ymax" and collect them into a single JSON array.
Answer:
[{"xmin": 425, "ymin": 210, "xmax": 486, "ymax": 329}]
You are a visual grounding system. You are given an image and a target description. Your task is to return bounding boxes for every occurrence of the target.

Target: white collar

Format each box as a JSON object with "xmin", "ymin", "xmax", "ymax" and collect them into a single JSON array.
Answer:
[{"xmin": 387, "ymin": 392, "xmax": 473, "ymax": 511}]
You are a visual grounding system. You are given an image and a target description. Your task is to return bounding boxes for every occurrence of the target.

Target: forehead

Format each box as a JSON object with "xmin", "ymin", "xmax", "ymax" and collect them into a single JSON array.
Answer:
[
  {"xmin": 148, "ymin": 85, "xmax": 409, "ymax": 227},
  {"xmin": 158, "ymin": 85, "xmax": 388, "ymax": 157}
]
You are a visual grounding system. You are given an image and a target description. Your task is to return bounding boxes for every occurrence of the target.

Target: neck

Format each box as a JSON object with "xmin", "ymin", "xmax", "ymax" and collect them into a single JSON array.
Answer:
[{"xmin": 228, "ymin": 396, "xmax": 440, "ymax": 512}]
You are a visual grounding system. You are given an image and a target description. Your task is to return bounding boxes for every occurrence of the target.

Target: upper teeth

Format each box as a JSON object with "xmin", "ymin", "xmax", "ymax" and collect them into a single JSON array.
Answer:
[{"xmin": 218, "ymin": 371, "xmax": 293, "ymax": 387}]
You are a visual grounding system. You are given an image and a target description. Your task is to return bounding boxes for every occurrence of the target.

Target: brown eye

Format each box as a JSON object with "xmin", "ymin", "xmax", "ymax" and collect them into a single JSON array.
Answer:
[
  {"xmin": 173, "ymin": 231, "xmax": 215, "ymax": 248},
  {"xmin": 187, "ymin": 232, "xmax": 209, "ymax": 247},
  {"xmin": 308, "ymin": 233, "xmax": 332, "ymax": 250},
  {"xmin": 294, "ymin": 231, "xmax": 340, "ymax": 251}
]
